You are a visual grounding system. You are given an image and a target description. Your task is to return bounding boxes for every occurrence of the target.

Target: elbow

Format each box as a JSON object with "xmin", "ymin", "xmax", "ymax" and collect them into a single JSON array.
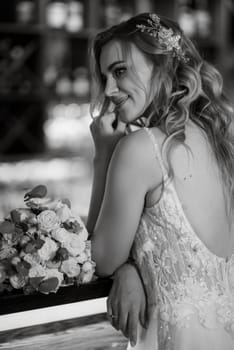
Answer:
[
  {"xmin": 92, "ymin": 254, "xmax": 116, "ymax": 277},
  {"xmin": 95, "ymin": 265, "xmax": 114, "ymax": 278}
]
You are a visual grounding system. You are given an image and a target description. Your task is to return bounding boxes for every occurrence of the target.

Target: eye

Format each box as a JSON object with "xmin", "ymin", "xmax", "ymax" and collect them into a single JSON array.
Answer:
[{"xmin": 113, "ymin": 67, "xmax": 126, "ymax": 79}]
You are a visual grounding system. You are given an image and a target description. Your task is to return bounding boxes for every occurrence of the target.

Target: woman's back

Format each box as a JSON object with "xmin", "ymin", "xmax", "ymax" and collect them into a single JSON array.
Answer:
[
  {"xmin": 146, "ymin": 121, "xmax": 234, "ymax": 260},
  {"xmin": 130, "ymin": 124, "xmax": 234, "ymax": 350}
]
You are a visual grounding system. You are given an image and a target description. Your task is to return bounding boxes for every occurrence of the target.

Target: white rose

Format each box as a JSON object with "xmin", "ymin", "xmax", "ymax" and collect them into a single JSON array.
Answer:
[
  {"xmin": 82, "ymin": 260, "xmax": 96, "ymax": 273},
  {"xmin": 29, "ymin": 264, "xmax": 47, "ymax": 278},
  {"xmin": 37, "ymin": 237, "xmax": 58, "ymax": 261},
  {"xmin": 78, "ymin": 271, "xmax": 94, "ymax": 284},
  {"xmin": 61, "ymin": 257, "xmax": 80, "ymax": 277},
  {"xmin": 37, "ymin": 210, "xmax": 60, "ymax": 232},
  {"xmin": 76, "ymin": 251, "xmax": 88, "ymax": 264},
  {"xmin": 62, "ymin": 233, "xmax": 85, "ymax": 256},
  {"xmin": 56, "ymin": 204, "xmax": 73, "ymax": 223},
  {"xmin": 77, "ymin": 228, "xmax": 89, "ymax": 242},
  {"xmin": 9, "ymin": 275, "xmax": 27, "ymax": 289},
  {"xmin": 23, "ymin": 253, "xmax": 41, "ymax": 266},
  {"xmin": 51, "ymin": 227, "xmax": 69, "ymax": 243}
]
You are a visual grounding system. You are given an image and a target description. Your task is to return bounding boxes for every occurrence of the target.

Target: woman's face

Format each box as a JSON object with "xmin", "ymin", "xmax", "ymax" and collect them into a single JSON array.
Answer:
[{"xmin": 100, "ymin": 40, "xmax": 154, "ymax": 123}]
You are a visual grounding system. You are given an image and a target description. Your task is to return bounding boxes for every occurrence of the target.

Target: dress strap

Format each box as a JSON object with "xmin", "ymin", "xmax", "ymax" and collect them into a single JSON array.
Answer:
[{"xmin": 144, "ymin": 127, "xmax": 168, "ymax": 178}]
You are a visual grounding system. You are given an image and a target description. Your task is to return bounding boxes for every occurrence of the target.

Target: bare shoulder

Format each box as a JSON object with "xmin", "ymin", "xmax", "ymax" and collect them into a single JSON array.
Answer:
[
  {"xmin": 118, "ymin": 127, "xmax": 165, "ymax": 152},
  {"xmin": 112, "ymin": 127, "xmax": 164, "ymax": 186},
  {"xmin": 115, "ymin": 128, "xmax": 153, "ymax": 161}
]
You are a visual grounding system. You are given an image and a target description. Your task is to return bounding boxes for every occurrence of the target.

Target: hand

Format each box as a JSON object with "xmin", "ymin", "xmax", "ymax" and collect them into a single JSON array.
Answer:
[
  {"xmin": 90, "ymin": 112, "xmax": 126, "ymax": 161},
  {"xmin": 106, "ymin": 263, "xmax": 147, "ymax": 347}
]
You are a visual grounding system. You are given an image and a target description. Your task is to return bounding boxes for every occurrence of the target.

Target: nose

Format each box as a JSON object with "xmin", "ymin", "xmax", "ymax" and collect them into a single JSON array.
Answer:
[{"xmin": 104, "ymin": 75, "xmax": 119, "ymax": 97}]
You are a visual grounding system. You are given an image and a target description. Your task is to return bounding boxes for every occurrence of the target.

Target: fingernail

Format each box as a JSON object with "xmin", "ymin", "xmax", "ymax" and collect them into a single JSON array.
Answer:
[{"xmin": 130, "ymin": 340, "xmax": 136, "ymax": 347}]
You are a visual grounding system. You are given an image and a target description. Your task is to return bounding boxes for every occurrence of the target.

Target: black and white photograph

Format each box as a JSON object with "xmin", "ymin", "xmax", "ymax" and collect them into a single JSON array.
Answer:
[{"xmin": 0, "ymin": 1, "xmax": 234, "ymax": 349}]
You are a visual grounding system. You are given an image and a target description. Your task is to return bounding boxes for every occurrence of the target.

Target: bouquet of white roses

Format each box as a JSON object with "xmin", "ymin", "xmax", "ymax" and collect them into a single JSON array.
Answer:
[{"xmin": 0, "ymin": 185, "xmax": 96, "ymax": 295}]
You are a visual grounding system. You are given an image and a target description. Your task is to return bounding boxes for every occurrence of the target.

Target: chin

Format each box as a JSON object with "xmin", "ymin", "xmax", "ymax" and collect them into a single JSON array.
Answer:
[{"xmin": 119, "ymin": 110, "xmax": 139, "ymax": 124}]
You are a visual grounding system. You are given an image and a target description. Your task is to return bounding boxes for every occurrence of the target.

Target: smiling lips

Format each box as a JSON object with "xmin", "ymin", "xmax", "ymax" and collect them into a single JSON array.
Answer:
[{"xmin": 111, "ymin": 96, "xmax": 128, "ymax": 109}]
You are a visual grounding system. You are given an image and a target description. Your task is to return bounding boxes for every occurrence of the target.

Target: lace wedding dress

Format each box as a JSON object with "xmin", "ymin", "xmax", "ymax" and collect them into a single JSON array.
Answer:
[{"xmin": 127, "ymin": 128, "xmax": 234, "ymax": 350}]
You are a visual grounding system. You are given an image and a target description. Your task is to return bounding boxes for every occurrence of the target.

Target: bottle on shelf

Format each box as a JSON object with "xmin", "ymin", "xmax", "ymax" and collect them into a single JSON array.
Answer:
[
  {"xmin": 46, "ymin": 1, "xmax": 68, "ymax": 29},
  {"xmin": 72, "ymin": 66, "xmax": 90, "ymax": 100},
  {"xmin": 66, "ymin": 1, "xmax": 84, "ymax": 32},
  {"xmin": 15, "ymin": 0, "xmax": 36, "ymax": 24}
]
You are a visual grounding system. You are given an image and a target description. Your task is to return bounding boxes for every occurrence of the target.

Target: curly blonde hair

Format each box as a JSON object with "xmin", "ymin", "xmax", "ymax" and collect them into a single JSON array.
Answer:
[{"xmin": 90, "ymin": 13, "xmax": 234, "ymax": 214}]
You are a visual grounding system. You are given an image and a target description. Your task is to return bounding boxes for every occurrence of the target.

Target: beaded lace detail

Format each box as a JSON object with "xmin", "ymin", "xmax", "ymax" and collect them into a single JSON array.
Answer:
[{"xmin": 131, "ymin": 128, "xmax": 234, "ymax": 349}]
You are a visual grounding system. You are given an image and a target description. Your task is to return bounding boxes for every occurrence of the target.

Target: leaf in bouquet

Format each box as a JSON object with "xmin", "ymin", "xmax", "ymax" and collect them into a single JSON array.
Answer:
[
  {"xmin": 10, "ymin": 210, "xmax": 21, "ymax": 224},
  {"xmin": 0, "ymin": 283, "xmax": 13, "ymax": 293},
  {"xmin": 15, "ymin": 222, "xmax": 29, "ymax": 233},
  {"xmin": 24, "ymin": 185, "xmax": 47, "ymax": 201},
  {"xmin": 34, "ymin": 238, "xmax": 45, "ymax": 249},
  {"xmin": 61, "ymin": 198, "xmax": 71, "ymax": 209},
  {"xmin": 15, "ymin": 225, "xmax": 24, "ymax": 235},
  {"xmin": 29, "ymin": 276, "xmax": 44, "ymax": 290},
  {"xmin": 63, "ymin": 219, "xmax": 83, "ymax": 234},
  {"xmin": 24, "ymin": 242, "xmax": 37, "ymax": 254},
  {"xmin": 63, "ymin": 275, "xmax": 74, "ymax": 286},
  {"xmin": 0, "ymin": 221, "xmax": 15, "ymax": 234},
  {"xmin": 0, "ymin": 283, "xmax": 7, "ymax": 293},
  {"xmin": 38, "ymin": 277, "xmax": 59, "ymax": 294},
  {"xmin": 16, "ymin": 261, "xmax": 31, "ymax": 277},
  {"xmin": 11, "ymin": 209, "xmax": 37, "ymax": 226},
  {"xmin": 23, "ymin": 284, "xmax": 36, "ymax": 295},
  {"xmin": 6, "ymin": 264, "xmax": 18, "ymax": 277},
  {"xmin": 55, "ymin": 247, "xmax": 69, "ymax": 261}
]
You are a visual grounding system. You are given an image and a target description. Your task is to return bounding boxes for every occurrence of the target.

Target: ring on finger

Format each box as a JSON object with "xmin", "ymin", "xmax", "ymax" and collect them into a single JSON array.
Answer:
[{"xmin": 109, "ymin": 314, "xmax": 117, "ymax": 319}]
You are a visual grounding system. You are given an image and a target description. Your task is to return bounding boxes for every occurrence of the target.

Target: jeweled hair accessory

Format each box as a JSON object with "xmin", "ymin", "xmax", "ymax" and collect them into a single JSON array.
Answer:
[{"xmin": 136, "ymin": 14, "xmax": 188, "ymax": 63}]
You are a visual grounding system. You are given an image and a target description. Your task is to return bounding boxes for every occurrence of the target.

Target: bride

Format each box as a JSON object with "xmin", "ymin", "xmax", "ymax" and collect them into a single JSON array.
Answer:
[{"xmin": 86, "ymin": 12, "xmax": 234, "ymax": 349}]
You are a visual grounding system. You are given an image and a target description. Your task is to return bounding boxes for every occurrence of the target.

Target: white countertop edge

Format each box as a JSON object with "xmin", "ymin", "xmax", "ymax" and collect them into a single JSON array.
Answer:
[{"xmin": 0, "ymin": 297, "xmax": 107, "ymax": 332}]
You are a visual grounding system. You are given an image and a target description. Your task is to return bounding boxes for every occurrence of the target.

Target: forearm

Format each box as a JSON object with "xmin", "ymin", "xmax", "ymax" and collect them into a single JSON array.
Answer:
[{"xmin": 86, "ymin": 156, "xmax": 110, "ymax": 233}]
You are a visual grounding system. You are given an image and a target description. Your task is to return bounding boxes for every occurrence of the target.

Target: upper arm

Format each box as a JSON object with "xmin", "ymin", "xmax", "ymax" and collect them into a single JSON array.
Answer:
[{"xmin": 91, "ymin": 130, "xmax": 159, "ymax": 276}]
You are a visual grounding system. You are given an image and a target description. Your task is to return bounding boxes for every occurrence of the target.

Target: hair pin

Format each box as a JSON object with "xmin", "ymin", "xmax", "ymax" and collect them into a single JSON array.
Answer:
[{"xmin": 136, "ymin": 14, "xmax": 188, "ymax": 63}]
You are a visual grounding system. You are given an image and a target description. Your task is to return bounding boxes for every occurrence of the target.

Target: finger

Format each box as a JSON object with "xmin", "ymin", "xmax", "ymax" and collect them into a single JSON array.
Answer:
[
  {"xmin": 106, "ymin": 296, "xmax": 113, "ymax": 317},
  {"xmin": 127, "ymin": 310, "xmax": 138, "ymax": 347},
  {"xmin": 100, "ymin": 112, "xmax": 116, "ymax": 124},
  {"xmin": 106, "ymin": 295, "xmax": 120, "ymax": 329},
  {"xmin": 115, "ymin": 120, "xmax": 126, "ymax": 133},
  {"xmin": 117, "ymin": 309, "xmax": 129, "ymax": 338},
  {"xmin": 109, "ymin": 312, "xmax": 119, "ymax": 330},
  {"xmin": 139, "ymin": 304, "xmax": 147, "ymax": 329}
]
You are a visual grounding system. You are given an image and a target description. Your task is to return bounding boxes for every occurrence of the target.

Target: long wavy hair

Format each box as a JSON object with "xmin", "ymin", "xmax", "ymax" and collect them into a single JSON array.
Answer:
[{"xmin": 89, "ymin": 12, "xmax": 234, "ymax": 215}]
